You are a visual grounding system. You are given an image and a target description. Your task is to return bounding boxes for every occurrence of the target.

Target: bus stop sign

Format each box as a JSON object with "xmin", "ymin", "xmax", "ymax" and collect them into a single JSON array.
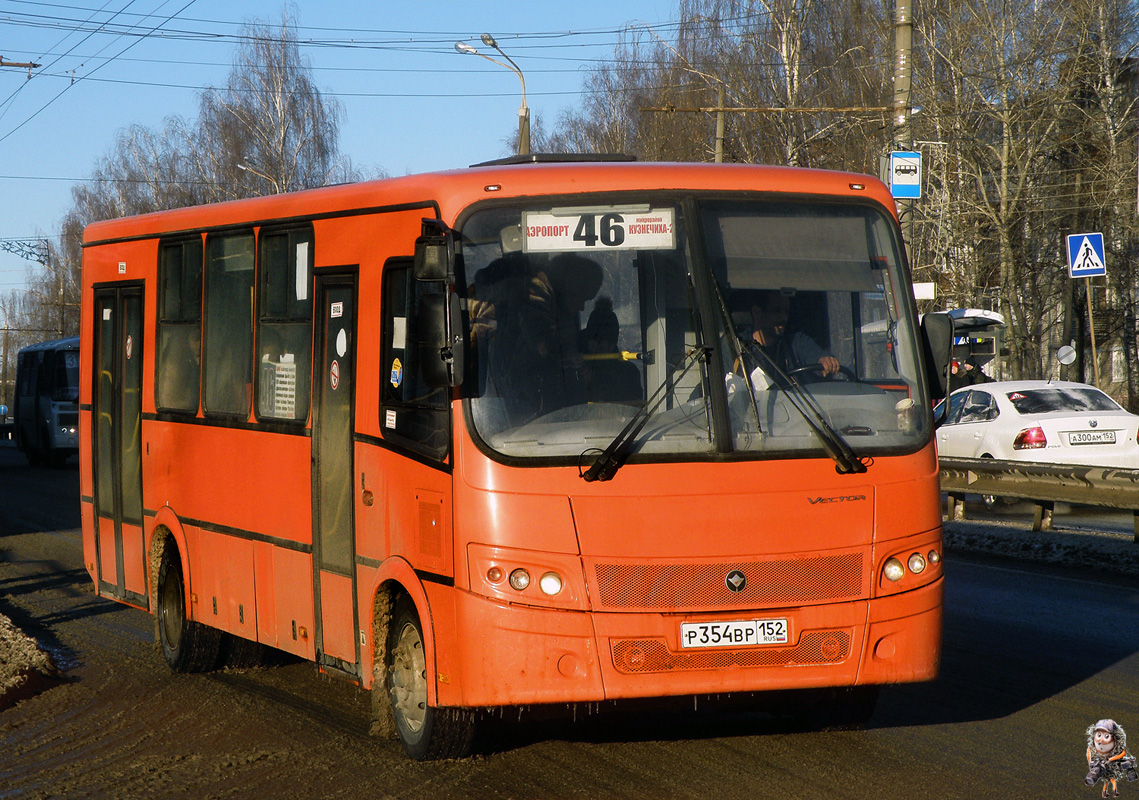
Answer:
[
  {"xmin": 889, "ymin": 151, "xmax": 921, "ymax": 199},
  {"xmin": 1066, "ymin": 232, "xmax": 1106, "ymax": 278}
]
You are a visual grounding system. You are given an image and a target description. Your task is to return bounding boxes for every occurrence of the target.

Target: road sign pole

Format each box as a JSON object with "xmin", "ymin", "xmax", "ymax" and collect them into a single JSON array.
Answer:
[
  {"xmin": 1065, "ymin": 232, "xmax": 1106, "ymax": 389},
  {"xmin": 1086, "ymin": 277, "xmax": 1100, "ymax": 389}
]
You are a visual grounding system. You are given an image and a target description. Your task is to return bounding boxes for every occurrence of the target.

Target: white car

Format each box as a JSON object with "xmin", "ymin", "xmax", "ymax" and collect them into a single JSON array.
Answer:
[{"xmin": 936, "ymin": 379, "xmax": 1139, "ymax": 468}]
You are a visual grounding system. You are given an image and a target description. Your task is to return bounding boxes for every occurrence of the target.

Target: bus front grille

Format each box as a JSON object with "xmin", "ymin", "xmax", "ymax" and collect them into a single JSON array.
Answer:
[
  {"xmin": 592, "ymin": 553, "xmax": 864, "ymax": 610},
  {"xmin": 610, "ymin": 630, "xmax": 851, "ymax": 674}
]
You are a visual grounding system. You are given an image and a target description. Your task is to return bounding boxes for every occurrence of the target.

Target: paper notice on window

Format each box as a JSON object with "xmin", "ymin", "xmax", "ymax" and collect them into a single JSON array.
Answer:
[
  {"xmin": 295, "ymin": 241, "xmax": 309, "ymax": 302},
  {"xmin": 272, "ymin": 360, "xmax": 297, "ymax": 418},
  {"xmin": 392, "ymin": 317, "xmax": 407, "ymax": 350}
]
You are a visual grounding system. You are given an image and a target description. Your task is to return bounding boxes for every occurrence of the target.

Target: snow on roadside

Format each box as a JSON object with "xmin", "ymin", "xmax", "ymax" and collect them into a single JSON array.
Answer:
[
  {"xmin": 0, "ymin": 612, "xmax": 60, "ymax": 710},
  {"xmin": 944, "ymin": 517, "xmax": 1139, "ymax": 577}
]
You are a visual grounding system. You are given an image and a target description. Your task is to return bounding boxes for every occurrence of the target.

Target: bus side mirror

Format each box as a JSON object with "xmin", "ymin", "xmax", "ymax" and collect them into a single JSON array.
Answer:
[
  {"xmin": 921, "ymin": 312, "xmax": 954, "ymax": 401},
  {"xmin": 419, "ymin": 292, "xmax": 465, "ymax": 388},
  {"xmin": 414, "ymin": 220, "xmax": 454, "ymax": 282}
]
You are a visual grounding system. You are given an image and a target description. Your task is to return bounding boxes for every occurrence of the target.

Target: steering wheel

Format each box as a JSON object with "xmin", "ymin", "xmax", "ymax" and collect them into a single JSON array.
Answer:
[{"xmin": 787, "ymin": 363, "xmax": 857, "ymax": 382}]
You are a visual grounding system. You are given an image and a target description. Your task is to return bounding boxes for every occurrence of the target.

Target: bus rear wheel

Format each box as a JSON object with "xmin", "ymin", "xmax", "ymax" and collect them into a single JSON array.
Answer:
[
  {"xmin": 157, "ymin": 545, "xmax": 221, "ymax": 673},
  {"xmin": 386, "ymin": 597, "xmax": 475, "ymax": 760}
]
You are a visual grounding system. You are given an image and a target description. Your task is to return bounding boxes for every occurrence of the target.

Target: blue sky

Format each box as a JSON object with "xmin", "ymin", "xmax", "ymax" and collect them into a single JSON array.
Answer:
[{"xmin": 0, "ymin": 0, "xmax": 678, "ymax": 294}]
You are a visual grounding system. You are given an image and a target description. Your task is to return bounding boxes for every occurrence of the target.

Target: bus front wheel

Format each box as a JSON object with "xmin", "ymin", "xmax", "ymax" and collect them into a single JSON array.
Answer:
[
  {"xmin": 157, "ymin": 545, "xmax": 221, "ymax": 673},
  {"xmin": 386, "ymin": 596, "xmax": 475, "ymax": 760}
]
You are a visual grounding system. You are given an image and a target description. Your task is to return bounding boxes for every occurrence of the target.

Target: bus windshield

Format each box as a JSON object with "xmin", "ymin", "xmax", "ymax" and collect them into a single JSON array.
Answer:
[
  {"xmin": 461, "ymin": 197, "xmax": 929, "ymax": 462},
  {"xmin": 52, "ymin": 350, "xmax": 80, "ymax": 402}
]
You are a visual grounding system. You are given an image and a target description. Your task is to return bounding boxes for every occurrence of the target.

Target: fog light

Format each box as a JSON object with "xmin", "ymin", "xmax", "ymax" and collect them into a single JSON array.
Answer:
[
  {"xmin": 883, "ymin": 557, "xmax": 905, "ymax": 582},
  {"xmin": 508, "ymin": 568, "xmax": 531, "ymax": 591},
  {"xmin": 908, "ymin": 553, "xmax": 927, "ymax": 574},
  {"xmin": 928, "ymin": 549, "xmax": 941, "ymax": 564},
  {"xmin": 538, "ymin": 572, "xmax": 563, "ymax": 596},
  {"xmin": 486, "ymin": 566, "xmax": 504, "ymax": 584}
]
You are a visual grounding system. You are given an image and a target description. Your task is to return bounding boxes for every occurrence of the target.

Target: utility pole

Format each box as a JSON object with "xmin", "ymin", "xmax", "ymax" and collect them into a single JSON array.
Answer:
[
  {"xmin": 0, "ymin": 56, "xmax": 42, "ymax": 76},
  {"xmin": 892, "ymin": 0, "xmax": 915, "ymax": 263},
  {"xmin": 714, "ymin": 86, "xmax": 725, "ymax": 163},
  {"xmin": 0, "ymin": 238, "xmax": 73, "ymax": 336}
]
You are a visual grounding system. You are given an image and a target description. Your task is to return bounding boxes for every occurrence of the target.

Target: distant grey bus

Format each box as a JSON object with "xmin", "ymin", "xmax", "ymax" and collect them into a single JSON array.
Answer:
[{"xmin": 15, "ymin": 336, "xmax": 80, "ymax": 466}]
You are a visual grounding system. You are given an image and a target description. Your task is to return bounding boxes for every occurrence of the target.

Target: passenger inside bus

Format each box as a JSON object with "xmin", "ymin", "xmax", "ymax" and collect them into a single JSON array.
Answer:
[
  {"xmin": 580, "ymin": 295, "xmax": 641, "ymax": 403},
  {"xmin": 513, "ymin": 253, "xmax": 604, "ymax": 418}
]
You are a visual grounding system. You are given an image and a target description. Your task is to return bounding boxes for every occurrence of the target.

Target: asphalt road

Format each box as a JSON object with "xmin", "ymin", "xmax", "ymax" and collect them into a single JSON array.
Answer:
[{"xmin": 2, "ymin": 443, "xmax": 1138, "ymax": 799}]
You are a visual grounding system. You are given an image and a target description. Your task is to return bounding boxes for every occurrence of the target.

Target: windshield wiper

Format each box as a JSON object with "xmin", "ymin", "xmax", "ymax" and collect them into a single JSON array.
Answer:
[
  {"xmin": 747, "ymin": 345, "xmax": 867, "ymax": 475},
  {"xmin": 707, "ymin": 280, "xmax": 865, "ymax": 475},
  {"xmin": 580, "ymin": 345, "xmax": 712, "ymax": 482}
]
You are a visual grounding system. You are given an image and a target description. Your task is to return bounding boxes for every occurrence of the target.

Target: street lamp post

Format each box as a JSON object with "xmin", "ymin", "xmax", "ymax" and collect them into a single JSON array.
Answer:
[
  {"xmin": 237, "ymin": 162, "xmax": 281, "ymax": 195},
  {"xmin": 455, "ymin": 34, "xmax": 530, "ymax": 156}
]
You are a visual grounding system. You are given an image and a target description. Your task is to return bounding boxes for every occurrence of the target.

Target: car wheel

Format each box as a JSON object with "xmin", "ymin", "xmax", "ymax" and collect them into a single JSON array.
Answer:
[
  {"xmin": 386, "ymin": 596, "xmax": 475, "ymax": 760},
  {"xmin": 979, "ymin": 454, "xmax": 1015, "ymax": 509}
]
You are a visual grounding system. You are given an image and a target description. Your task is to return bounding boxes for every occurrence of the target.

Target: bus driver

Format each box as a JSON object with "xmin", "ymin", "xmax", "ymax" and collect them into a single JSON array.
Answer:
[{"xmin": 748, "ymin": 289, "xmax": 840, "ymax": 385}]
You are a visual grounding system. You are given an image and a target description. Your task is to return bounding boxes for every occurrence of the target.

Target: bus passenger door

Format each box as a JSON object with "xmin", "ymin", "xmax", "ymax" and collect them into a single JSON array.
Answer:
[
  {"xmin": 91, "ymin": 285, "xmax": 147, "ymax": 607},
  {"xmin": 312, "ymin": 273, "xmax": 360, "ymax": 678}
]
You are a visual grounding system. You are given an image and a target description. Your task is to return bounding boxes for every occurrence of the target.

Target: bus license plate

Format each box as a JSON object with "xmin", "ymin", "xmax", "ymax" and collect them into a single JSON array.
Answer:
[
  {"xmin": 680, "ymin": 619, "xmax": 788, "ymax": 649},
  {"xmin": 1069, "ymin": 430, "xmax": 1116, "ymax": 445}
]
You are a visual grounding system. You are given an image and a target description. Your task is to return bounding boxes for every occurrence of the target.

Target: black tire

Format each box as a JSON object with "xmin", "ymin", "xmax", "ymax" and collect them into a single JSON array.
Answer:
[
  {"xmin": 157, "ymin": 546, "xmax": 221, "ymax": 673},
  {"xmin": 786, "ymin": 685, "xmax": 880, "ymax": 731},
  {"xmin": 48, "ymin": 446, "xmax": 68, "ymax": 468},
  {"xmin": 218, "ymin": 633, "xmax": 265, "ymax": 669},
  {"xmin": 820, "ymin": 686, "xmax": 879, "ymax": 730},
  {"xmin": 19, "ymin": 431, "xmax": 42, "ymax": 466},
  {"xmin": 386, "ymin": 596, "xmax": 475, "ymax": 760},
  {"xmin": 979, "ymin": 454, "xmax": 1015, "ymax": 509}
]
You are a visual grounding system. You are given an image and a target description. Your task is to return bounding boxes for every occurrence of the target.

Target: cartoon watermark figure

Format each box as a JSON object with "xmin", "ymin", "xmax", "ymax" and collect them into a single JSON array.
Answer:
[{"xmin": 1086, "ymin": 719, "xmax": 1138, "ymax": 797}]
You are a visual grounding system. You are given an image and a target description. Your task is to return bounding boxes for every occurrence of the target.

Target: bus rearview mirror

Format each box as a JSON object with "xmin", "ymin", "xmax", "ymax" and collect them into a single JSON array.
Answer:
[
  {"xmin": 920, "ymin": 312, "xmax": 954, "ymax": 401},
  {"xmin": 418, "ymin": 292, "xmax": 465, "ymax": 388},
  {"xmin": 414, "ymin": 220, "xmax": 454, "ymax": 282}
]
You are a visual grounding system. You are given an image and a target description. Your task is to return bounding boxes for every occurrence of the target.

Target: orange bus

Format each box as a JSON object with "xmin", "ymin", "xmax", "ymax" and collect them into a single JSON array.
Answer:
[{"xmin": 80, "ymin": 156, "xmax": 952, "ymax": 760}]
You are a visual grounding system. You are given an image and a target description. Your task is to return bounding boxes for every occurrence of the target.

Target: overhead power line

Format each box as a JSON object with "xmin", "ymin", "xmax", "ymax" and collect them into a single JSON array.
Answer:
[{"xmin": 0, "ymin": 0, "xmax": 200, "ymax": 144}]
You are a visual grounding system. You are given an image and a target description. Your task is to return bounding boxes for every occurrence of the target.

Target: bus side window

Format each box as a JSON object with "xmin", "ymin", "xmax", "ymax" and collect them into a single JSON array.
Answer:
[
  {"xmin": 256, "ymin": 228, "xmax": 313, "ymax": 423},
  {"xmin": 157, "ymin": 237, "xmax": 203, "ymax": 413},
  {"xmin": 380, "ymin": 259, "xmax": 450, "ymax": 460},
  {"xmin": 203, "ymin": 232, "xmax": 255, "ymax": 418},
  {"xmin": 17, "ymin": 352, "xmax": 36, "ymax": 399}
]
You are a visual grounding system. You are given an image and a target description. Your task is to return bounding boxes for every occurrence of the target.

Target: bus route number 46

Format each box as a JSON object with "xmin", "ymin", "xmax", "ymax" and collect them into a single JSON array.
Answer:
[{"xmin": 522, "ymin": 208, "xmax": 676, "ymax": 253}]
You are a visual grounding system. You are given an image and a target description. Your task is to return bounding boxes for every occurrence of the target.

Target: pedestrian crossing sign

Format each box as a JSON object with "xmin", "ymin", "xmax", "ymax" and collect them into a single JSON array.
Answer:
[{"xmin": 1066, "ymin": 232, "xmax": 1106, "ymax": 278}]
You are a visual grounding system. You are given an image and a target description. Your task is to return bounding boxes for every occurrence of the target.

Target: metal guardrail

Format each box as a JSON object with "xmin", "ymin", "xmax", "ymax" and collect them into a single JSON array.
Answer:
[{"xmin": 939, "ymin": 456, "xmax": 1139, "ymax": 540}]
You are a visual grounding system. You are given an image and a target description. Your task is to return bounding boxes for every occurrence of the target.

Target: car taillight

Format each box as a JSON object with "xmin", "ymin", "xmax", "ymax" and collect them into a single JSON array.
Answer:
[{"xmin": 1013, "ymin": 426, "xmax": 1047, "ymax": 449}]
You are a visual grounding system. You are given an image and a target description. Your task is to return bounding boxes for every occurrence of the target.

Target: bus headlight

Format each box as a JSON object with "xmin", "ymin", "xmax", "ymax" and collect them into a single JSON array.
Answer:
[
  {"xmin": 883, "ymin": 557, "xmax": 905, "ymax": 582},
  {"xmin": 508, "ymin": 568, "xmax": 531, "ymax": 591},
  {"xmin": 468, "ymin": 543, "xmax": 587, "ymax": 609},
  {"xmin": 907, "ymin": 553, "xmax": 927, "ymax": 574},
  {"xmin": 538, "ymin": 572, "xmax": 563, "ymax": 596}
]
